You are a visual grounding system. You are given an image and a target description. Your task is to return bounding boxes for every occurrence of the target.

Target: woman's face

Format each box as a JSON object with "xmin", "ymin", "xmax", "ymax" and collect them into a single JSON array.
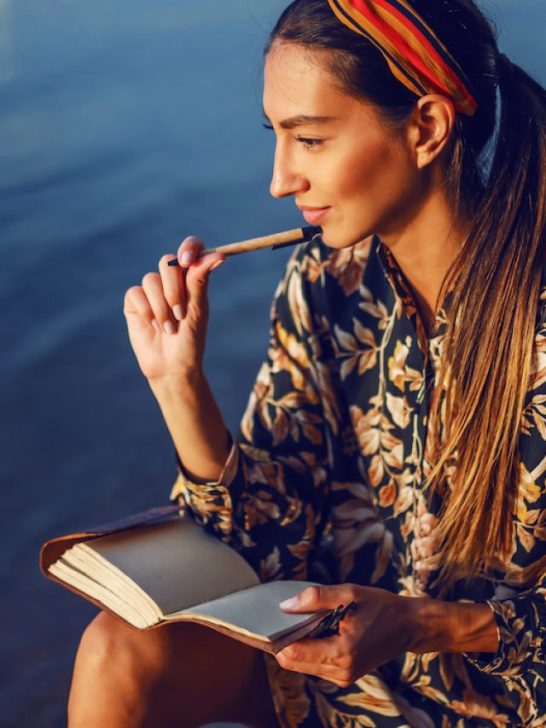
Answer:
[{"xmin": 263, "ymin": 42, "xmax": 424, "ymax": 249}]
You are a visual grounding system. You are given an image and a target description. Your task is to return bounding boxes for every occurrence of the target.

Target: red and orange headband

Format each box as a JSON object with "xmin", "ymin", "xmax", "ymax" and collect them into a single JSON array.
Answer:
[{"xmin": 326, "ymin": 0, "xmax": 478, "ymax": 116}]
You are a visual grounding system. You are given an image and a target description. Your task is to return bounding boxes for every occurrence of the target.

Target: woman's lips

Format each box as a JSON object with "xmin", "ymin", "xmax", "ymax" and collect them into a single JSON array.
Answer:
[{"xmin": 300, "ymin": 207, "xmax": 331, "ymax": 225}]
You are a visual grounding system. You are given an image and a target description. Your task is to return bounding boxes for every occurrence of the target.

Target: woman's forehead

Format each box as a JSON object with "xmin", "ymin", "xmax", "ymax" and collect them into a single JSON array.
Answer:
[{"xmin": 263, "ymin": 43, "xmax": 355, "ymax": 121}]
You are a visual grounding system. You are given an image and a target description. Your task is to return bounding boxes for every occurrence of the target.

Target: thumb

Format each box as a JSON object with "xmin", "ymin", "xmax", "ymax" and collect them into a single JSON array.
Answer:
[
  {"xmin": 185, "ymin": 255, "xmax": 225, "ymax": 311},
  {"xmin": 279, "ymin": 585, "xmax": 354, "ymax": 613}
]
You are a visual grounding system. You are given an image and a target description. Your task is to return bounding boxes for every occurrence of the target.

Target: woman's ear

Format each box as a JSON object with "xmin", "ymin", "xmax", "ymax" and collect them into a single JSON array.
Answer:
[{"xmin": 407, "ymin": 95, "xmax": 456, "ymax": 169}]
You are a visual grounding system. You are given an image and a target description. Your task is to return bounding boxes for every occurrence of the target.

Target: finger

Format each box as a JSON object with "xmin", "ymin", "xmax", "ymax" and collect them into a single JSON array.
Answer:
[
  {"xmin": 275, "ymin": 641, "xmax": 353, "ymax": 687},
  {"xmin": 277, "ymin": 635, "xmax": 343, "ymax": 667},
  {"xmin": 276, "ymin": 657, "xmax": 351, "ymax": 686},
  {"xmin": 158, "ymin": 254, "xmax": 185, "ymax": 321},
  {"xmin": 177, "ymin": 235, "xmax": 205, "ymax": 268},
  {"xmin": 185, "ymin": 253, "xmax": 226, "ymax": 317},
  {"xmin": 279, "ymin": 584, "xmax": 357, "ymax": 613},
  {"xmin": 124, "ymin": 286, "xmax": 161, "ymax": 333},
  {"xmin": 141, "ymin": 272, "xmax": 177, "ymax": 335}
]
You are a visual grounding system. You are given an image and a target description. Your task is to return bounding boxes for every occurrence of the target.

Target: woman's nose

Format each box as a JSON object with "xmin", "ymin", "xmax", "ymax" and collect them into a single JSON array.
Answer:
[{"xmin": 269, "ymin": 147, "xmax": 308, "ymax": 199}]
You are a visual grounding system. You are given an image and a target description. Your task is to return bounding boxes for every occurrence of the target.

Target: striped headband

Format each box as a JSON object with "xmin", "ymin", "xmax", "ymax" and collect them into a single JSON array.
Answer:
[{"xmin": 326, "ymin": 0, "xmax": 478, "ymax": 116}]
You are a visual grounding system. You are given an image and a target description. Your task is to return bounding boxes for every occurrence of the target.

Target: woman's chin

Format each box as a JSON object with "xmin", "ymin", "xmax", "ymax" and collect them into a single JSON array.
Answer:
[{"xmin": 321, "ymin": 226, "xmax": 373, "ymax": 249}]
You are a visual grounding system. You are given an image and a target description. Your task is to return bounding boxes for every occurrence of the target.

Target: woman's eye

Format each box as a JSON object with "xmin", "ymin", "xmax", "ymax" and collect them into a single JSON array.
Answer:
[
  {"xmin": 295, "ymin": 136, "xmax": 323, "ymax": 150},
  {"xmin": 262, "ymin": 123, "xmax": 323, "ymax": 151}
]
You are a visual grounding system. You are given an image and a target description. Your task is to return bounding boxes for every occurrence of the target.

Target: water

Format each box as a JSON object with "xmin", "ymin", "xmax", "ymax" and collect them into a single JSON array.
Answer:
[{"xmin": 1, "ymin": 1, "xmax": 544, "ymax": 725}]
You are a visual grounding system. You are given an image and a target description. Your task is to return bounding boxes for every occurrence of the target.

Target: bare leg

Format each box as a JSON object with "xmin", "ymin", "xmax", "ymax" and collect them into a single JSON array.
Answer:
[{"xmin": 68, "ymin": 611, "xmax": 280, "ymax": 728}]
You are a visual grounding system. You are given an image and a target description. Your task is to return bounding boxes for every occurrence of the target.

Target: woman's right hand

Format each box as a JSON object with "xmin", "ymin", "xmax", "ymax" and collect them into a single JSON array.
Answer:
[{"xmin": 123, "ymin": 236, "xmax": 226, "ymax": 383}]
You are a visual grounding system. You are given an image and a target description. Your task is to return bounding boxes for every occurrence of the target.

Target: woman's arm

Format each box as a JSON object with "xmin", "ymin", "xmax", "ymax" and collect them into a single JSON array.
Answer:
[
  {"xmin": 275, "ymin": 585, "xmax": 499, "ymax": 689},
  {"xmin": 124, "ymin": 235, "xmax": 230, "ymax": 484},
  {"xmin": 149, "ymin": 371, "xmax": 231, "ymax": 484},
  {"xmin": 408, "ymin": 596, "xmax": 499, "ymax": 654}
]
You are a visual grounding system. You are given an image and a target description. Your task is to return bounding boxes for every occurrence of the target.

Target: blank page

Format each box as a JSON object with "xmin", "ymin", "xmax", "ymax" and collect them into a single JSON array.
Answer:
[
  {"xmin": 170, "ymin": 580, "xmax": 321, "ymax": 641},
  {"xmin": 83, "ymin": 516, "xmax": 260, "ymax": 615}
]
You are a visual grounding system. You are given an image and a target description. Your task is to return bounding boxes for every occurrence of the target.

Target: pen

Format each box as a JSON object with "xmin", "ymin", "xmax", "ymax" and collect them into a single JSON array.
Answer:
[{"xmin": 167, "ymin": 225, "xmax": 322, "ymax": 266}]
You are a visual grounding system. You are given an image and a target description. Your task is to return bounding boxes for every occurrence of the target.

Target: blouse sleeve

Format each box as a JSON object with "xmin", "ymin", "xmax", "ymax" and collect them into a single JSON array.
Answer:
[
  {"xmin": 463, "ymin": 555, "xmax": 546, "ymax": 721},
  {"xmin": 169, "ymin": 242, "xmax": 338, "ymax": 582},
  {"xmin": 463, "ymin": 302, "xmax": 546, "ymax": 715}
]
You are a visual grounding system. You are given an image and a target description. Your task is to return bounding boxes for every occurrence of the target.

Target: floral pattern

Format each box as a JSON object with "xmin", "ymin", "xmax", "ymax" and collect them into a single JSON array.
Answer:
[{"xmin": 171, "ymin": 235, "xmax": 546, "ymax": 726}]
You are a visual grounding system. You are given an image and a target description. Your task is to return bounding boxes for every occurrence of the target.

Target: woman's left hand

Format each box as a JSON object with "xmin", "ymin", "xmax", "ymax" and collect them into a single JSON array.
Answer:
[{"xmin": 276, "ymin": 584, "xmax": 417, "ymax": 687}]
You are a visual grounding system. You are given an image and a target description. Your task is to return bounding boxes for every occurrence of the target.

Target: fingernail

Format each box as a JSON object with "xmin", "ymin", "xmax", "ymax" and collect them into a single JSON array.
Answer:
[
  {"xmin": 210, "ymin": 260, "xmax": 225, "ymax": 272},
  {"xmin": 180, "ymin": 252, "xmax": 193, "ymax": 266},
  {"xmin": 163, "ymin": 321, "xmax": 176, "ymax": 335},
  {"xmin": 279, "ymin": 597, "xmax": 298, "ymax": 610},
  {"xmin": 172, "ymin": 304, "xmax": 183, "ymax": 321},
  {"xmin": 152, "ymin": 320, "xmax": 162, "ymax": 333}
]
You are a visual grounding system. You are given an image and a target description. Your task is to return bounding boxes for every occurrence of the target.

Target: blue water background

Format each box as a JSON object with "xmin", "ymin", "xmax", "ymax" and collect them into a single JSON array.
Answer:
[{"xmin": 1, "ymin": 1, "xmax": 544, "ymax": 725}]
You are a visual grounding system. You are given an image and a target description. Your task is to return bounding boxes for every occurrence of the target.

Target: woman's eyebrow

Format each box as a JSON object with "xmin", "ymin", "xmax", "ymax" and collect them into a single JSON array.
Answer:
[{"xmin": 262, "ymin": 110, "xmax": 340, "ymax": 129}]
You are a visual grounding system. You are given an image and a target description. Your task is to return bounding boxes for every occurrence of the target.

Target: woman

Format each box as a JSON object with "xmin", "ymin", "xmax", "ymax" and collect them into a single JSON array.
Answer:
[{"xmin": 68, "ymin": 0, "xmax": 546, "ymax": 726}]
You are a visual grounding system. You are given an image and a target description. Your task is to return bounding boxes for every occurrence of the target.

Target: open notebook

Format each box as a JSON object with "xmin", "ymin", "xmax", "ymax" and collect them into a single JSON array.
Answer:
[{"xmin": 41, "ymin": 507, "xmax": 334, "ymax": 654}]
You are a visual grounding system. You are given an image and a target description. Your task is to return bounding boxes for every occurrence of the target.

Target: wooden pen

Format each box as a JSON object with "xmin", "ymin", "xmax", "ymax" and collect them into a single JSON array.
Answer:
[{"xmin": 167, "ymin": 225, "xmax": 322, "ymax": 266}]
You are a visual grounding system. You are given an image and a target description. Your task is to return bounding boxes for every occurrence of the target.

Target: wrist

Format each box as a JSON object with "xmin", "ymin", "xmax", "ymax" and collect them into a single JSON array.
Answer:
[
  {"xmin": 404, "ymin": 598, "xmax": 499, "ymax": 654},
  {"xmin": 404, "ymin": 597, "xmax": 454, "ymax": 653},
  {"xmin": 148, "ymin": 369, "xmax": 206, "ymax": 398}
]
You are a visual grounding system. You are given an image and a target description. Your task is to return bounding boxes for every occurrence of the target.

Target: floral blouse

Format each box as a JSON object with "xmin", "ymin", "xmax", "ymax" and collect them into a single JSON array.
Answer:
[{"xmin": 170, "ymin": 235, "xmax": 546, "ymax": 727}]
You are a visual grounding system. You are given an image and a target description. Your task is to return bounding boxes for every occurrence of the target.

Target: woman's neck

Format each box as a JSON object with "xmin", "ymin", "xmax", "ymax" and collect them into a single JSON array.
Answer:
[{"xmin": 379, "ymin": 188, "xmax": 469, "ymax": 335}]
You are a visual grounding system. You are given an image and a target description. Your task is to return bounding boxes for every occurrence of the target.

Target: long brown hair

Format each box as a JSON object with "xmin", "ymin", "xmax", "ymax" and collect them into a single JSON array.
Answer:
[{"xmin": 266, "ymin": 0, "xmax": 546, "ymax": 589}]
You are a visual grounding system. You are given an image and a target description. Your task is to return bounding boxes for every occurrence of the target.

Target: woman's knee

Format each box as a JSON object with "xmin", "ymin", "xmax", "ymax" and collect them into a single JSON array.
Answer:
[
  {"xmin": 75, "ymin": 611, "xmax": 168, "ymax": 682},
  {"xmin": 77, "ymin": 611, "xmax": 120, "ymax": 667},
  {"xmin": 71, "ymin": 612, "xmax": 279, "ymax": 727}
]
